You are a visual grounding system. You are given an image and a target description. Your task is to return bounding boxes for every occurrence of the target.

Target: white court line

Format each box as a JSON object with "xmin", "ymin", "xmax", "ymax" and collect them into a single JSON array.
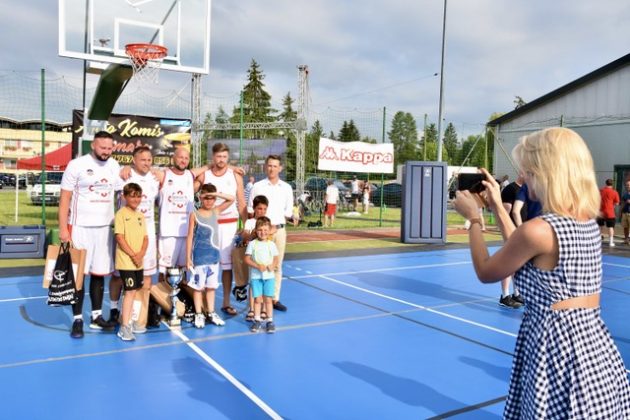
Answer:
[
  {"xmin": 318, "ymin": 275, "xmax": 517, "ymax": 338},
  {"xmin": 0, "ymin": 260, "xmax": 626, "ymax": 304},
  {"xmin": 165, "ymin": 324, "xmax": 282, "ymax": 420},
  {"xmin": 289, "ymin": 260, "xmax": 471, "ymax": 280}
]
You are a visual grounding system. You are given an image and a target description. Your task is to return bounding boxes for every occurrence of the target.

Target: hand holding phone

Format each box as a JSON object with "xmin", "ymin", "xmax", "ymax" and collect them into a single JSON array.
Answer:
[{"xmin": 457, "ymin": 173, "xmax": 486, "ymax": 194}]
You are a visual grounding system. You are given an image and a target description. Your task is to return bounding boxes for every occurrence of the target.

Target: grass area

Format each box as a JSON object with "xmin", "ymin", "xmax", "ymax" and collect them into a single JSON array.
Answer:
[
  {"xmin": 0, "ymin": 191, "xmax": 58, "ymax": 227},
  {"xmin": 0, "ymin": 192, "xmax": 501, "ymax": 267}
]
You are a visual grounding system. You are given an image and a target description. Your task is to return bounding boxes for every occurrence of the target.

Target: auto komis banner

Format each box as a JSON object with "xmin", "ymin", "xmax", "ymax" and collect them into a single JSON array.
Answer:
[
  {"xmin": 72, "ymin": 110, "xmax": 191, "ymax": 167},
  {"xmin": 317, "ymin": 137, "xmax": 394, "ymax": 174}
]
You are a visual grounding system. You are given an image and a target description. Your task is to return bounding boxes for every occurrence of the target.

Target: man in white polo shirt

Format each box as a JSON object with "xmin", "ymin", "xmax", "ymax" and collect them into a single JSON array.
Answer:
[
  {"xmin": 59, "ymin": 131, "xmax": 123, "ymax": 338},
  {"xmin": 195, "ymin": 143, "xmax": 247, "ymax": 316},
  {"xmin": 247, "ymin": 155, "xmax": 297, "ymax": 312}
]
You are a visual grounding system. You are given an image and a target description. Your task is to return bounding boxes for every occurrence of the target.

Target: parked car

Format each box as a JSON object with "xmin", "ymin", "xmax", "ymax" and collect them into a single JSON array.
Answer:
[
  {"xmin": 304, "ymin": 177, "xmax": 351, "ymax": 203},
  {"xmin": 30, "ymin": 172, "xmax": 64, "ymax": 205},
  {"xmin": 371, "ymin": 182, "xmax": 402, "ymax": 207}
]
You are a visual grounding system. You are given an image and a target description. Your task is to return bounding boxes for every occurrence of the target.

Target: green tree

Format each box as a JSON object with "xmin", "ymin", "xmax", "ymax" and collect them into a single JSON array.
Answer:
[
  {"xmin": 442, "ymin": 122, "xmax": 459, "ymax": 165},
  {"xmin": 459, "ymin": 135, "xmax": 485, "ymax": 167},
  {"xmin": 306, "ymin": 120, "xmax": 325, "ymax": 175},
  {"xmin": 280, "ymin": 93, "xmax": 298, "ymax": 179},
  {"xmin": 513, "ymin": 96, "xmax": 526, "ymax": 109},
  {"xmin": 387, "ymin": 111, "xmax": 418, "ymax": 166},
  {"xmin": 200, "ymin": 112, "xmax": 212, "ymax": 164},
  {"xmin": 230, "ymin": 59, "xmax": 277, "ymax": 138},
  {"xmin": 338, "ymin": 119, "xmax": 361, "ymax": 142},
  {"xmin": 419, "ymin": 123, "xmax": 438, "ymax": 160},
  {"xmin": 213, "ymin": 106, "xmax": 230, "ymax": 139}
]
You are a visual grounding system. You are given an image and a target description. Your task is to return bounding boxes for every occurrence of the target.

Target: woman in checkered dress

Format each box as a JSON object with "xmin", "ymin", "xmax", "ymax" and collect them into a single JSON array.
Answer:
[{"xmin": 453, "ymin": 127, "xmax": 630, "ymax": 419}]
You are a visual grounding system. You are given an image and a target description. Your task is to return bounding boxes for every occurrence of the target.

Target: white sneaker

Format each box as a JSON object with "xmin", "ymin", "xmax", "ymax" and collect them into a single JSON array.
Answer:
[
  {"xmin": 131, "ymin": 321, "xmax": 146, "ymax": 334},
  {"xmin": 117, "ymin": 324, "xmax": 135, "ymax": 341},
  {"xmin": 194, "ymin": 313, "xmax": 205, "ymax": 329},
  {"xmin": 610, "ymin": 241, "xmax": 616, "ymax": 247},
  {"xmin": 207, "ymin": 312, "xmax": 225, "ymax": 326}
]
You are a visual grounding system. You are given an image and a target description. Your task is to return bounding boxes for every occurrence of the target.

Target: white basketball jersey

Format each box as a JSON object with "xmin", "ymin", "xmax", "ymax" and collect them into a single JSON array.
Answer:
[
  {"xmin": 121, "ymin": 168, "xmax": 160, "ymax": 231},
  {"xmin": 203, "ymin": 168, "xmax": 239, "ymax": 220},
  {"xmin": 159, "ymin": 169, "xmax": 195, "ymax": 237},
  {"xmin": 61, "ymin": 154, "xmax": 122, "ymax": 227}
]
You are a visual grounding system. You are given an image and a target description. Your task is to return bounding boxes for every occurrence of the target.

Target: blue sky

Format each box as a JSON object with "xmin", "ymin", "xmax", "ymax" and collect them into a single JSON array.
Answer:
[{"xmin": 3, "ymin": 0, "xmax": 630, "ymax": 139}]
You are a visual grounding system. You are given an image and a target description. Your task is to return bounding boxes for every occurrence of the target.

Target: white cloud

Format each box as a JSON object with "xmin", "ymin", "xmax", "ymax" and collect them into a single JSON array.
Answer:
[{"xmin": 2, "ymin": 0, "xmax": 630, "ymax": 138}]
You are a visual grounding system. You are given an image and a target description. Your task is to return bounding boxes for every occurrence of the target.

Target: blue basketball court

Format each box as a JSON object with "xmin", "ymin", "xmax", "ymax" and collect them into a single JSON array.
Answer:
[{"xmin": 2, "ymin": 246, "xmax": 629, "ymax": 419}]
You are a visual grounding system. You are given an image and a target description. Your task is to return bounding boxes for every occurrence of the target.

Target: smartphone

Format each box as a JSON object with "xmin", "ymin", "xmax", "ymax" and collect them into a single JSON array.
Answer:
[{"xmin": 457, "ymin": 173, "xmax": 486, "ymax": 193}]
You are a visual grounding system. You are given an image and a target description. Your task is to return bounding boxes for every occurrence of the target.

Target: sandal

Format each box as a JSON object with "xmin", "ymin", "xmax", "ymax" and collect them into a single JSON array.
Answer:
[
  {"xmin": 245, "ymin": 310, "xmax": 254, "ymax": 322},
  {"xmin": 221, "ymin": 306, "xmax": 238, "ymax": 316},
  {"xmin": 261, "ymin": 311, "xmax": 268, "ymax": 320}
]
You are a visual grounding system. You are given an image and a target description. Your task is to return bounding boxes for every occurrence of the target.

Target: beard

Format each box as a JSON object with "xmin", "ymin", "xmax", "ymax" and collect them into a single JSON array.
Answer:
[{"xmin": 94, "ymin": 153, "xmax": 110, "ymax": 162}]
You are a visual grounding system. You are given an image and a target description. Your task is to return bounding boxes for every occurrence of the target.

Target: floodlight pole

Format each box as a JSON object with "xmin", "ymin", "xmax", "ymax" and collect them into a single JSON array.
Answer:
[{"xmin": 436, "ymin": 0, "xmax": 447, "ymax": 162}]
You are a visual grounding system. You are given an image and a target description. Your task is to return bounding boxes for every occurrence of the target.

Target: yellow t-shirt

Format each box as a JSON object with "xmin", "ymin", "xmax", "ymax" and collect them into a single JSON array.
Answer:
[{"xmin": 114, "ymin": 206, "xmax": 147, "ymax": 270}]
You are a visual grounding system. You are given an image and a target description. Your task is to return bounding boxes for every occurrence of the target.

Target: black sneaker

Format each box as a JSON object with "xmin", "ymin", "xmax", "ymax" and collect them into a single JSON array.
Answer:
[
  {"xmin": 70, "ymin": 319, "xmax": 84, "ymax": 339},
  {"xmin": 266, "ymin": 321, "xmax": 276, "ymax": 334},
  {"xmin": 511, "ymin": 294, "xmax": 525, "ymax": 305},
  {"xmin": 89, "ymin": 315, "xmax": 116, "ymax": 331},
  {"xmin": 108, "ymin": 309, "xmax": 120, "ymax": 326},
  {"xmin": 499, "ymin": 295, "xmax": 522, "ymax": 309},
  {"xmin": 273, "ymin": 301, "xmax": 287, "ymax": 312}
]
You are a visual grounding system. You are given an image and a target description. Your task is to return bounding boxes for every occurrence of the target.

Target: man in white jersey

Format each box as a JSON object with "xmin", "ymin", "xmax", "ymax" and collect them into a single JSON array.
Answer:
[
  {"xmin": 194, "ymin": 143, "xmax": 247, "ymax": 316},
  {"xmin": 156, "ymin": 147, "xmax": 197, "ymax": 277},
  {"xmin": 247, "ymin": 155, "xmax": 297, "ymax": 312},
  {"xmin": 59, "ymin": 131, "xmax": 123, "ymax": 338},
  {"xmin": 108, "ymin": 146, "xmax": 160, "ymax": 329}
]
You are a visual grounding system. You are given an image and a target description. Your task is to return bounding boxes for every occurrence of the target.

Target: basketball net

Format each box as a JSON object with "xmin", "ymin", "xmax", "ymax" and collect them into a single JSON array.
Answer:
[{"xmin": 125, "ymin": 43, "xmax": 168, "ymax": 85}]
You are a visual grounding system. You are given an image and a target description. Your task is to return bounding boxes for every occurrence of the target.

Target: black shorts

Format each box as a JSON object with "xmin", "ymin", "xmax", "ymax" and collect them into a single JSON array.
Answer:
[
  {"xmin": 119, "ymin": 269, "xmax": 144, "ymax": 291},
  {"xmin": 597, "ymin": 217, "xmax": 616, "ymax": 228}
]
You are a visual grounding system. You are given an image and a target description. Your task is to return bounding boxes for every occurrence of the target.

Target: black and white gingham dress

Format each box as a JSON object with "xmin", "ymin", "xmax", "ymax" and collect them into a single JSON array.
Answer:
[{"xmin": 506, "ymin": 213, "xmax": 630, "ymax": 419}]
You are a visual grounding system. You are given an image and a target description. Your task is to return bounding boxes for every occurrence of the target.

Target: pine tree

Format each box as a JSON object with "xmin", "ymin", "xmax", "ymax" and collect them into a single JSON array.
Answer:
[
  {"xmin": 213, "ymin": 106, "xmax": 230, "ymax": 139},
  {"xmin": 281, "ymin": 93, "xmax": 298, "ymax": 179},
  {"xmin": 388, "ymin": 111, "xmax": 418, "ymax": 166},
  {"xmin": 442, "ymin": 122, "xmax": 459, "ymax": 165},
  {"xmin": 306, "ymin": 120, "xmax": 325, "ymax": 175},
  {"xmin": 229, "ymin": 59, "xmax": 277, "ymax": 138}
]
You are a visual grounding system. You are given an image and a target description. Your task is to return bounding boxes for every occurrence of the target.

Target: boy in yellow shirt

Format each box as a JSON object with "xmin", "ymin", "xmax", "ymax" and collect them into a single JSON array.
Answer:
[{"xmin": 114, "ymin": 183, "xmax": 148, "ymax": 341}]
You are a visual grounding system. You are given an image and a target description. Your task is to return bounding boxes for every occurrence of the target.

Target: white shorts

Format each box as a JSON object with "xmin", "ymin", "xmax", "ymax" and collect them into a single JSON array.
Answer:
[
  {"xmin": 218, "ymin": 221, "xmax": 238, "ymax": 270},
  {"xmin": 187, "ymin": 263, "xmax": 220, "ymax": 291},
  {"xmin": 143, "ymin": 226, "xmax": 158, "ymax": 276},
  {"xmin": 71, "ymin": 225, "xmax": 114, "ymax": 276},
  {"xmin": 158, "ymin": 236, "xmax": 187, "ymax": 273}
]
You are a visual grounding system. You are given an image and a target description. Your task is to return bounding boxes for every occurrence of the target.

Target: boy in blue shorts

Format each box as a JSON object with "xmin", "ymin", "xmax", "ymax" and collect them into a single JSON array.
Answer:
[
  {"xmin": 244, "ymin": 216, "xmax": 279, "ymax": 333},
  {"xmin": 185, "ymin": 183, "xmax": 235, "ymax": 328}
]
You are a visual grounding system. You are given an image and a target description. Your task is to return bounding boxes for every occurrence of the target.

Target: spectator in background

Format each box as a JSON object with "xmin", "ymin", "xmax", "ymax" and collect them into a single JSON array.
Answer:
[
  {"xmin": 350, "ymin": 175, "xmax": 361, "ymax": 211},
  {"xmin": 362, "ymin": 183, "xmax": 371, "ymax": 214},
  {"xmin": 324, "ymin": 179, "xmax": 339, "ymax": 227},
  {"xmin": 498, "ymin": 174, "xmax": 525, "ymax": 308},
  {"xmin": 621, "ymin": 180, "xmax": 630, "ymax": 245},
  {"xmin": 511, "ymin": 183, "xmax": 542, "ymax": 227},
  {"xmin": 597, "ymin": 178, "xmax": 620, "ymax": 247},
  {"xmin": 500, "ymin": 175, "xmax": 510, "ymax": 190}
]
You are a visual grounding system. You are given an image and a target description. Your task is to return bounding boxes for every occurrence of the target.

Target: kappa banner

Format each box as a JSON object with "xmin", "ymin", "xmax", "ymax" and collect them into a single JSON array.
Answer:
[{"xmin": 317, "ymin": 137, "xmax": 394, "ymax": 173}]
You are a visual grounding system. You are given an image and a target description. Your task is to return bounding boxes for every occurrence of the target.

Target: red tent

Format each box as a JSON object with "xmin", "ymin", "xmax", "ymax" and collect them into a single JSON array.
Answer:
[{"xmin": 16, "ymin": 143, "xmax": 72, "ymax": 171}]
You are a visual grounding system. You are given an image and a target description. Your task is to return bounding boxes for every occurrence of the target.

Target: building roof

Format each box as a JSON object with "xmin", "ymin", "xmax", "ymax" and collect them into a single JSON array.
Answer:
[{"xmin": 488, "ymin": 52, "xmax": 630, "ymax": 127}]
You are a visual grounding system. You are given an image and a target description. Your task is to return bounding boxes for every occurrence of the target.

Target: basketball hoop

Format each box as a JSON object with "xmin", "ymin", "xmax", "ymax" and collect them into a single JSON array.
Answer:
[{"xmin": 125, "ymin": 43, "xmax": 168, "ymax": 84}]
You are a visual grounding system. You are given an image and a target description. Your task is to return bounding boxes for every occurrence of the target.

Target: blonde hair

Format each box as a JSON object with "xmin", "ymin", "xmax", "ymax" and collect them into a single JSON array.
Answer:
[{"xmin": 511, "ymin": 127, "xmax": 599, "ymax": 219}]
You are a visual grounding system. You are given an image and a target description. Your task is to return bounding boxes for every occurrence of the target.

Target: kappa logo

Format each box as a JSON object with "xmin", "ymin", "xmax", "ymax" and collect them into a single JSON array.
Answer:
[
  {"xmin": 86, "ymin": 169, "xmax": 94, "ymax": 176},
  {"xmin": 53, "ymin": 270, "xmax": 66, "ymax": 281}
]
